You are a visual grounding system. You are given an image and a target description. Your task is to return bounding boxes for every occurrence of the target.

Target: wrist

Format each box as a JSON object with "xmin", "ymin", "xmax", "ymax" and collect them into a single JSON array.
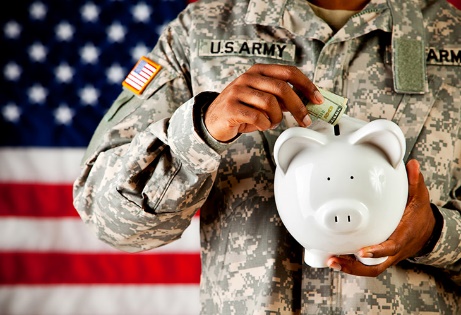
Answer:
[
  {"xmin": 193, "ymin": 92, "xmax": 237, "ymax": 153},
  {"xmin": 413, "ymin": 203, "xmax": 443, "ymax": 258}
]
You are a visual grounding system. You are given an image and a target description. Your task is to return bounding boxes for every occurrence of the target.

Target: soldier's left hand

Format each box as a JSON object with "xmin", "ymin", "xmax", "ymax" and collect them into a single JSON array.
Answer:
[{"xmin": 326, "ymin": 159, "xmax": 437, "ymax": 277}]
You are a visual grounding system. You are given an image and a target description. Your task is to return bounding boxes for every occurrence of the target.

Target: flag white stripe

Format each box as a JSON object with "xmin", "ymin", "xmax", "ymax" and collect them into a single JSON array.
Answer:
[
  {"xmin": 138, "ymin": 69, "xmax": 152, "ymax": 80},
  {"xmin": 0, "ymin": 148, "xmax": 84, "ymax": 183},
  {"xmin": 131, "ymin": 69, "xmax": 150, "ymax": 83},
  {"xmin": 139, "ymin": 64, "xmax": 154, "ymax": 74},
  {"xmin": 144, "ymin": 63, "xmax": 156, "ymax": 72},
  {"xmin": 0, "ymin": 285, "xmax": 200, "ymax": 315},
  {"xmin": 140, "ymin": 67, "xmax": 153, "ymax": 77},
  {"xmin": 124, "ymin": 76, "xmax": 143, "ymax": 90},
  {"xmin": 0, "ymin": 217, "xmax": 200, "ymax": 253},
  {"xmin": 127, "ymin": 73, "xmax": 145, "ymax": 87}
]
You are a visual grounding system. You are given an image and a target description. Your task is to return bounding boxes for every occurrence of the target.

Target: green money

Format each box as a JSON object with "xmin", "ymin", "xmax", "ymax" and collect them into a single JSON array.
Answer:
[{"xmin": 305, "ymin": 87, "xmax": 348, "ymax": 125}]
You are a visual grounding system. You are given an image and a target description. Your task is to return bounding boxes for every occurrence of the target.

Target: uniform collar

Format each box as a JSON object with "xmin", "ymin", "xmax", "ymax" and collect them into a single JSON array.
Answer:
[
  {"xmin": 244, "ymin": 0, "xmax": 427, "ymax": 93},
  {"xmin": 244, "ymin": 0, "xmax": 391, "ymax": 42}
]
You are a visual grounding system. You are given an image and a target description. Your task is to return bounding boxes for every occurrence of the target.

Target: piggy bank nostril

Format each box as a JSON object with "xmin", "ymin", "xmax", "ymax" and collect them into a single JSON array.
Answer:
[
  {"xmin": 317, "ymin": 202, "xmax": 368, "ymax": 234},
  {"xmin": 333, "ymin": 214, "xmax": 353, "ymax": 224}
]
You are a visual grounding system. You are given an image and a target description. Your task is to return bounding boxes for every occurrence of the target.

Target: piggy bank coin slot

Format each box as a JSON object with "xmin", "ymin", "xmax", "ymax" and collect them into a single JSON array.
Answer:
[{"xmin": 334, "ymin": 124, "xmax": 340, "ymax": 136}]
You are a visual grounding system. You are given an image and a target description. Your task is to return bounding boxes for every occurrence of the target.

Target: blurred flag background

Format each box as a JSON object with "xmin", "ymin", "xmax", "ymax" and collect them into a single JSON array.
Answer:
[
  {"xmin": 1, "ymin": 0, "xmax": 460, "ymax": 314},
  {"xmin": 0, "ymin": 0, "xmax": 200, "ymax": 314}
]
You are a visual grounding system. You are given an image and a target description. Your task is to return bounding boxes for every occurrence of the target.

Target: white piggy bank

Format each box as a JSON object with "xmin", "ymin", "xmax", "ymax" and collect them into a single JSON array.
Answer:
[{"xmin": 273, "ymin": 116, "xmax": 408, "ymax": 268}]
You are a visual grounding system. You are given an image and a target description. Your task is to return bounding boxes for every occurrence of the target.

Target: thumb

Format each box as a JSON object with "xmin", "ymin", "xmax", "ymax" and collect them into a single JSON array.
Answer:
[{"xmin": 406, "ymin": 159, "xmax": 421, "ymax": 193}]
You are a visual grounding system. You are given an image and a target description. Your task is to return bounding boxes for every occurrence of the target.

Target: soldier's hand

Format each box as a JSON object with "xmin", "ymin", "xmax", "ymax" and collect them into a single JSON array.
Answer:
[
  {"xmin": 204, "ymin": 64, "xmax": 324, "ymax": 142},
  {"xmin": 326, "ymin": 159, "xmax": 437, "ymax": 277}
]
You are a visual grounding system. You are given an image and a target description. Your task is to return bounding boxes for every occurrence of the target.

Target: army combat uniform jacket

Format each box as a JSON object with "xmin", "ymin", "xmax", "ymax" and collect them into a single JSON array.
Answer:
[{"xmin": 73, "ymin": 0, "xmax": 461, "ymax": 313}]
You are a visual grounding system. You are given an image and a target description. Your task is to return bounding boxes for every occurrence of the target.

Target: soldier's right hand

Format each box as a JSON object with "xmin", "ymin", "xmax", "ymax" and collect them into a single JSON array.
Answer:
[{"xmin": 203, "ymin": 64, "xmax": 324, "ymax": 142}]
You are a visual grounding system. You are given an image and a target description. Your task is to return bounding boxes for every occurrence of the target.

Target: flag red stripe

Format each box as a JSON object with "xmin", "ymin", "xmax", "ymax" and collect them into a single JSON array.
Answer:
[
  {"xmin": 0, "ymin": 252, "xmax": 201, "ymax": 285},
  {"xmin": 0, "ymin": 183, "xmax": 77, "ymax": 217},
  {"xmin": 0, "ymin": 183, "xmax": 200, "ymax": 218}
]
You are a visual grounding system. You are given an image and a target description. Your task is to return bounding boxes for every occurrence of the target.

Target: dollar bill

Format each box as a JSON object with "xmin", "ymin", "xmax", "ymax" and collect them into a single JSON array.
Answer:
[{"xmin": 305, "ymin": 87, "xmax": 348, "ymax": 125}]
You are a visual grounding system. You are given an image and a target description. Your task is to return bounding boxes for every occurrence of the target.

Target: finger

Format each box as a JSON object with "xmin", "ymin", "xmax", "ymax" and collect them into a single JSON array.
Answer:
[
  {"xmin": 248, "ymin": 64, "xmax": 322, "ymax": 103},
  {"xmin": 229, "ymin": 101, "xmax": 273, "ymax": 133},
  {"xmin": 358, "ymin": 239, "xmax": 401, "ymax": 259},
  {"xmin": 236, "ymin": 84, "xmax": 284, "ymax": 129},
  {"xmin": 240, "ymin": 71, "xmax": 310, "ymax": 127},
  {"xmin": 247, "ymin": 64, "xmax": 322, "ymax": 126},
  {"xmin": 205, "ymin": 95, "xmax": 272, "ymax": 141},
  {"xmin": 327, "ymin": 255, "xmax": 395, "ymax": 277},
  {"xmin": 406, "ymin": 159, "xmax": 421, "ymax": 189}
]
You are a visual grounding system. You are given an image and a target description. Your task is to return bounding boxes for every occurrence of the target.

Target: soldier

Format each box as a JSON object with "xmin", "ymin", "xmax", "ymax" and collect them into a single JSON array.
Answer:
[{"xmin": 73, "ymin": 0, "xmax": 461, "ymax": 313}]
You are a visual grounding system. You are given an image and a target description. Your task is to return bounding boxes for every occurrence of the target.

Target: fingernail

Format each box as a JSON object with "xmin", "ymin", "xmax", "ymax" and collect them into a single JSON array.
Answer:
[
  {"xmin": 302, "ymin": 115, "xmax": 312, "ymax": 127},
  {"xmin": 314, "ymin": 90, "xmax": 324, "ymax": 103},
  {"xmin": 360, "ymin": 251, "xmax": 373, "ymax": 258},
  {"xmin": 271, "ymin": 123, "xmax": 280, "ymax": 130},
  {"xmin": 329, "ymin": 262, "xmax": 341, "ymax": 271}
]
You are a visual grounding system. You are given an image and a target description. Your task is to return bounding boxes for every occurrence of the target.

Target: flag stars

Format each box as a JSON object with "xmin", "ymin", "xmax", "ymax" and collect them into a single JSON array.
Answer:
[
  {"xmin": 131, "ymin": 43, "xmax": 149, "ymax": 62},
  {"xmin": 55, "ymin": 63, "xmax": 74, "ymax": 83},
  {"xmin": 54, "ymin": 104, "xmax": 75, "ymax": 125},
  {"xmin": 155, "ymin": 22, "xmax": 168, "ymax": 37},
  {"xmin": 4, "ymin": 21, "xmax": 22, "ymax": 39},
  {"xmin": 2, "ymin": 103, "xmax": 21, "ymax": 123},
  {"xmin": 132, "ymin": 3, "xmax": 152, "ymax": 23},
  {"xmin": 28, "ymin": 84, "xmax": 48, "ymax": 104},
  {"xmin": 30, "ymin": 1, "xmax": 47, "ymax": 20},
  {"xmin": 107, "ymin": 22, "xmax": 126, "ymax": 42},
  {"xmin": 81, "ymin": 2, "xmax": 100, "ymax": 22},
  {"xmin": 106, "ymin": 64, "xmax": 125, "ymax": 84},
  {"xmin": 79, "ymin": 85, "xmax": 99, "ymax": 105},
  {"xmin": 80, "ymin": 43, "xmax": 99, "ymax": 64},
  {"xmin": 55, "ymin": 22, "xmax": 74, "ymax": 41},
  {"xmin": 29, "ymin": 42, "xmax": 48, "ymax": 62},
  {"xmin": 4, "ymin": 62, "xmax": 22, "ymax": 81}
]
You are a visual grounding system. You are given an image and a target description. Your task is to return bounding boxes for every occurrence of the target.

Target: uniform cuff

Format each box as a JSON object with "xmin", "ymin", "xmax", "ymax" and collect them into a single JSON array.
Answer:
[
  {"xmin": 167, "ymin": 93, "xmax": 221, "ymax": 174},
  {"xmin": 408, "ymin": 206, "xmax": 460, "ymax": 266}
]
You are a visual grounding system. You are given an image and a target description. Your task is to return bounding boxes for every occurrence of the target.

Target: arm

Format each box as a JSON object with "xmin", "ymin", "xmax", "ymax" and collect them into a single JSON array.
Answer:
[
  {"xmin": 73, "ymin": 12, "xmax": 222, "ymax": 252},
  {"xmin": 73, "ymin": 12, "xmax": 323, "ymax": 253}
]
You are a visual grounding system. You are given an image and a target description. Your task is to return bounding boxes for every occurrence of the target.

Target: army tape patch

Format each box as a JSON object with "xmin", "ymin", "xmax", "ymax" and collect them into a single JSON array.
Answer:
[
  {"xmin": 198, "ymin": 39, "xmax": 296, "ymax": 62},
  {"xmin": 426, "ymin": 47, "xmax": 461, "ymax": 66}
]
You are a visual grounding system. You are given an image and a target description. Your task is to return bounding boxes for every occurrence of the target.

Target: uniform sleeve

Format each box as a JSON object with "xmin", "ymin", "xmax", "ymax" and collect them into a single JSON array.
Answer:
[
  {"xmin": 73, "ymin": 8, "xmax": 222, "ymax": 253},
  {"xmin": 409, "ymin": 122, "xmax": 461, "ymax": 284}
]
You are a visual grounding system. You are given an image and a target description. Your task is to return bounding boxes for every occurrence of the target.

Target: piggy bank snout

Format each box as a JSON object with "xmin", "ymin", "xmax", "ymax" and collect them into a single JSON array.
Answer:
[{"xmin": 316, "ymin": 200, "xmax": 369, "ymax": 234}]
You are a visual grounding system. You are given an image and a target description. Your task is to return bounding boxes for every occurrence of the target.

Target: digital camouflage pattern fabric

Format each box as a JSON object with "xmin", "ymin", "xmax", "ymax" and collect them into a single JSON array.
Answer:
[{"xmin": 73, "ymin": 0, "xmax": 461, "ymax": 313}]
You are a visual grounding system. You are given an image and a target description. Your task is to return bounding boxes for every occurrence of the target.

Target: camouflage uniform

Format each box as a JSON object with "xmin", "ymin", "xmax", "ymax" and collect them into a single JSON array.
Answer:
[{"xmin": 73, "ymin": 0, "xmax": 461, "ymax": 313}]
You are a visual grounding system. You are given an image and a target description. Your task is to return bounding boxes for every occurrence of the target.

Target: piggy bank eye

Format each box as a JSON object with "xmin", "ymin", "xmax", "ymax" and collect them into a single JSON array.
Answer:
[
  {"xmin": 327, "ymin": 177, "xmax": 331, "ymax": 181},
  {"xmin": 350, "ymin": 176, "xmax": 354, "ymax": 179}
]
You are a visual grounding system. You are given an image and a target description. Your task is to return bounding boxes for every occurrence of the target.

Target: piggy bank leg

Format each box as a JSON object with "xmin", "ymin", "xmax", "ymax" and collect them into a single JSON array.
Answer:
[
  {"xmin": 355, "ymin": 254, "xmax": 388, "ymax": 266},
  {"xmin": 304, "ymin": 249, "xmax": 331, "ymax": 268}
]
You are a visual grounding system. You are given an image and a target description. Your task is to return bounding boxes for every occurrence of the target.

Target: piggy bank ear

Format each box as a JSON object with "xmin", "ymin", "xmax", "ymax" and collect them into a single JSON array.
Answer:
[
  {"xmin": 349, "ymin": 120, "xmax": 406, "ymax": 168},
  {"xmin": 274, "ymin": 127, "xmax": 328, "ymax": 174}
]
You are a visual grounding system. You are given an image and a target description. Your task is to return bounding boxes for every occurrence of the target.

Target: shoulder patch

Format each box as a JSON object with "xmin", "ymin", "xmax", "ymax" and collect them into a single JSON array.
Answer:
[{"xmin": 122, "ymin": 56, "xmax": 162, "ymax": 95}]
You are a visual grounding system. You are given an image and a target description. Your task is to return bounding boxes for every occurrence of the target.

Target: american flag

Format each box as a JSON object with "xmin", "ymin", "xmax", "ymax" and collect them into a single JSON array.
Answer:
[
  {"xmin": 123, "ymin": 56, "xmax": 162, "ymax": 94},
  {"xmin": 0, "ymin": 1, "xmax": 201, "ymax": 314}
]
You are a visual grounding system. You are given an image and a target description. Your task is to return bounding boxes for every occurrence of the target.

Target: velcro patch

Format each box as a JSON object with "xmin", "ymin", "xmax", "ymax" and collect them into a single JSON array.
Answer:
[
  {"xmin": 198, "ymin": 39, "xmax": 296, "ymax": 62},
  {"xmin": 122, "ymin": 56, "xmax": 162, "ymax": 95}
]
